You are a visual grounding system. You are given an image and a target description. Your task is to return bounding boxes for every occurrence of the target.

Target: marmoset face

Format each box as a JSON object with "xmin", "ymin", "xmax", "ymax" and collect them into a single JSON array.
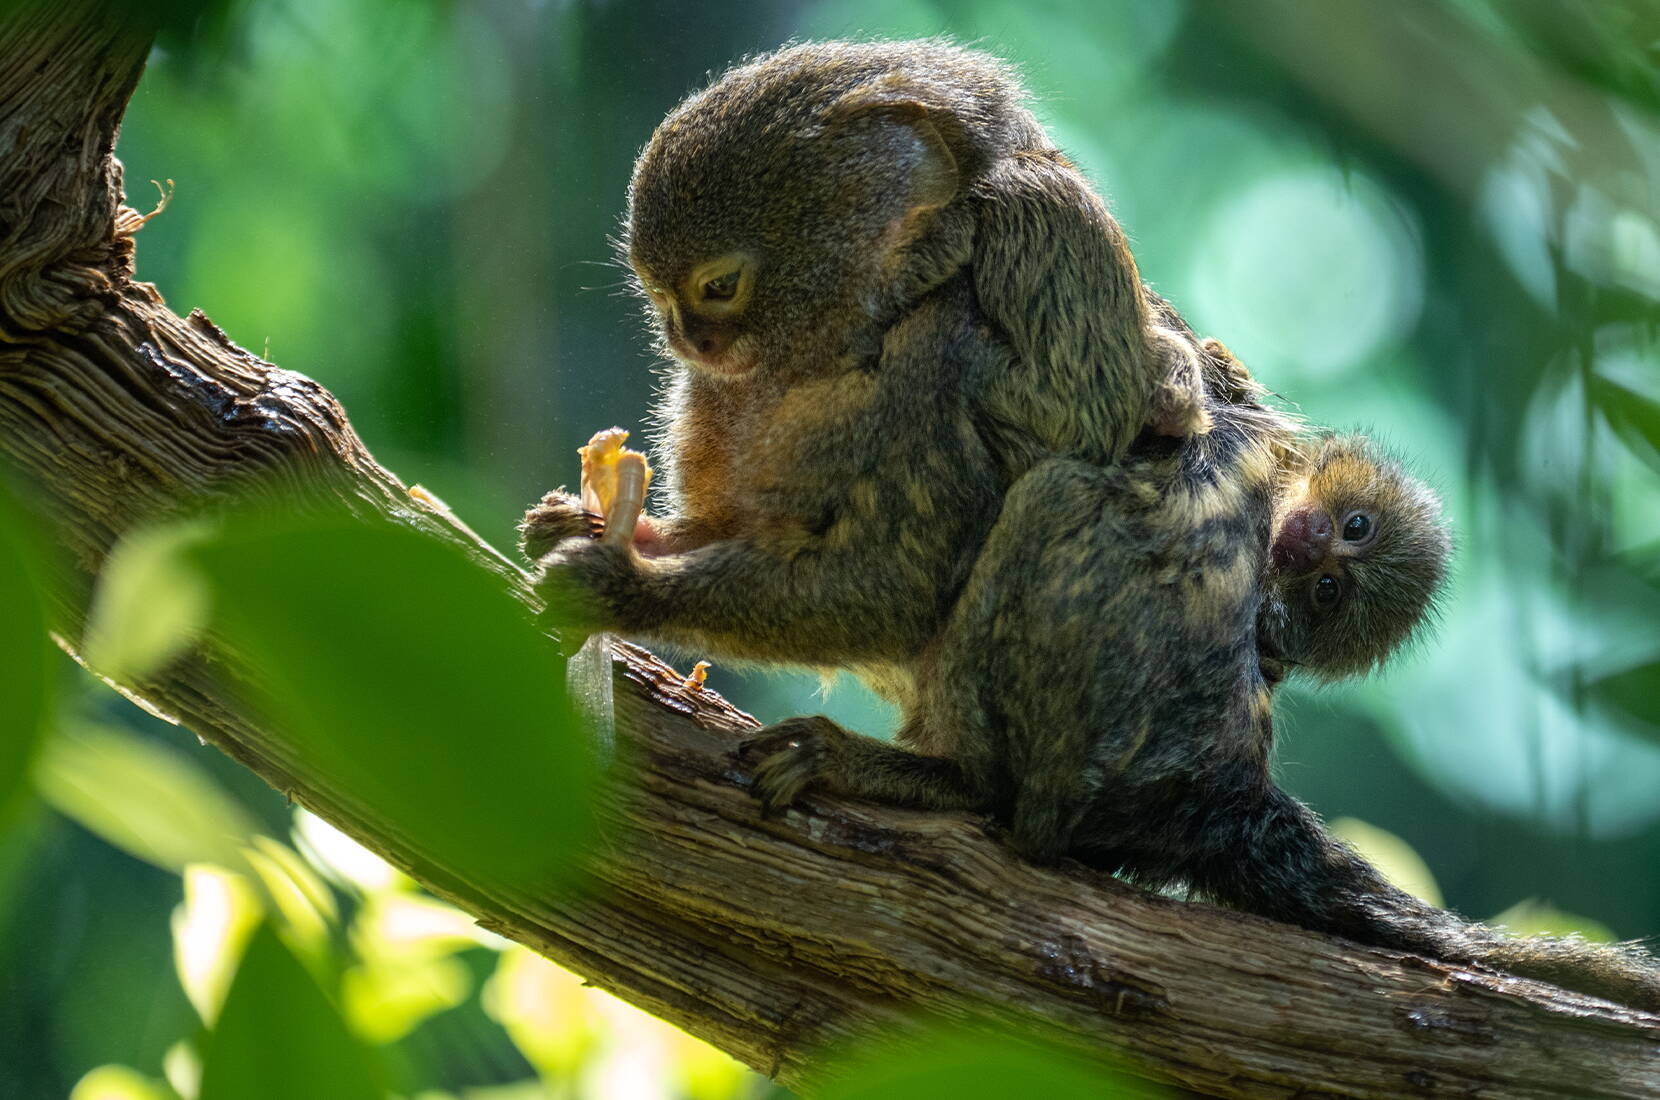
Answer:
[
  {"xmin": 624, "ymin": 49, "xmax": 960, "ymax": 382},
  {"xmin": 1264, "ymin": 435, "xmax": 1450, "ymax": 679}
]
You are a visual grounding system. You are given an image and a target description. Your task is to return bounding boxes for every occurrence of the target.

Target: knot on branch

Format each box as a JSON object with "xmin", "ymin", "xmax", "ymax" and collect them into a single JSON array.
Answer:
[{"xmin": 0, "ymin": 4, "xmax": 150, "ymax": 339}]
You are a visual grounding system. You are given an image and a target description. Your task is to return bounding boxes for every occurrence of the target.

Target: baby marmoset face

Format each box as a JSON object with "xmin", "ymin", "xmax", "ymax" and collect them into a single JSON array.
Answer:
[{"xmin": 1261, "ymin": 434, "xmax": 1450, "ymax": 681}]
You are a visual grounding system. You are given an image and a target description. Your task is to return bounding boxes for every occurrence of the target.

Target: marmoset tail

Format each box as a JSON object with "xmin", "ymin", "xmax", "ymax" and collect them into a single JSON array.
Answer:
[{"xmin": 1188, "ymin": 784, "xmax": 1660, "ymax": 1012}]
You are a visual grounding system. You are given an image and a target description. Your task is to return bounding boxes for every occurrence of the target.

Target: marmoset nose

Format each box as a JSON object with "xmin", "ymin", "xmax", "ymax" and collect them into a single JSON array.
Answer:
[
  {"xmin": 671, "ymin": 323, "xmax": 737, "ymax": 367},
  {"xmin": 1272, "ymin": 508, "xmax": 1332, "ymax": 573},
  {"xmin": 695, "ymin": 329, "xmax": 734, "ymax": 358}
]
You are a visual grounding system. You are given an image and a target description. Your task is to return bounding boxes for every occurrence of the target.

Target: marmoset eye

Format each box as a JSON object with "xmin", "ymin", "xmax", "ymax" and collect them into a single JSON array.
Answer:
[
  {"xmin": 703, "ymin": 270, "xmax": 740, "ymax": 301},
  {"xmin": 1342, "ymin": 512, "xmax": 1371, "ymax": 542},
  {"xmin": 1314, "ymin": 574, "xmax": 1342, "ymax": 608}
]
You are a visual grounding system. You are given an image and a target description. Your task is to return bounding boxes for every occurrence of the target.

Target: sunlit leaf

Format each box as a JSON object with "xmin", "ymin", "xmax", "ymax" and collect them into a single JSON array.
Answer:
[
  {"xmin": 68, "ymin": 1064, "xmax": 176, "ymax": 1100},
  {"xmin": 1330, "ymin": 817, "xmax": 1443, "ymax": 906},
  {"xmin": 342, "ymin": 888, "xmax": 496, "ymax": 1042},
  {"xmin": 482, "ymin": 948, "xmax": 601, "ymax": 1082},
  {"xmin": 352, "ymin": 891, "xmax": 493, "ymax": 962},
  {"xmin": 821, "ymin": 1023, "xmax": 1163, "ymax": 1099},
  {"xmin": 1489, "ymin": 898, "xmax": 1616, "ymax": 943},
  {"xmin": 163, "ymin": 1039, "xmax": 200, "ymax": 1100},
  {"xmin": 241, "ymin": 834, "xmax": 335, "ymax": 959},
  {"xmin": 292, "ymin": 808, "xmax": 406, "ymax": 894},
  {"xmin": 35, "ymin": 721, "xmax": 260, "ymax": 874},
  {"xmin": 198, "ymin": 924, "xmax": 383, "ymax": 1100},
  {"xmin": 188, "ymin": 511, "xmax": 595, "ymax": 890},
  {"xmin": 173, "ymin": 864, "xmax": 263, "ymax": 1026},
  {"xmin": 485, "ymin": 947, "xmax": 757, "ymax": 1098},
  {"xmin": 342, "ymin": 953, "xmax": 471, "ymax": 1043},
  {"xmin": 83, "ymin": 520, "xmax": 215, "ymax": 684},
  {"xmin": 668, "ymin": 1020, "xmax": 754, "ymax": 1100},
  {"xmin": 0, "ymin": 478, "xmax": 53, "ymax": 820}
]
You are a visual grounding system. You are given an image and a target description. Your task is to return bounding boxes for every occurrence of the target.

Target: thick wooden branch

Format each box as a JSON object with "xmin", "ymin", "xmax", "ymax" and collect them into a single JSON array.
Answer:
[{"xmin": 3, "ymin": 5, "xmax": 1658, "ymax": 1097}]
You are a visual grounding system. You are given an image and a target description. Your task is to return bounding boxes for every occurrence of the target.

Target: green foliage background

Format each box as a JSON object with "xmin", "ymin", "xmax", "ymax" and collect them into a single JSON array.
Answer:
[{"xmin": 4, "ymin": 1, "xmax": 1659, "ymax": 1097}]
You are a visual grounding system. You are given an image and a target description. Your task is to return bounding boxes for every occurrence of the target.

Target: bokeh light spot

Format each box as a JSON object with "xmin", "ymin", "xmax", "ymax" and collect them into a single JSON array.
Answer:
[{"xmin": 1190, "ymin": 166, "xmax": 1424, "ymax": 379}]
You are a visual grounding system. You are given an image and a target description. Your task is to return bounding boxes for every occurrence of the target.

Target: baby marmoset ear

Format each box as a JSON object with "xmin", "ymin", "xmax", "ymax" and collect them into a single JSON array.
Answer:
[{"xmin": 824, "ymin": 81, "xmax": 965, "ymax": 239}]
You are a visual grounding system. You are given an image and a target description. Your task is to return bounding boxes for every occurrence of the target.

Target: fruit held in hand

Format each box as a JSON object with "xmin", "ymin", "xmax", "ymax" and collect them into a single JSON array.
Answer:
[{"xmin": 578, "ymin": 428, "xmax": 652, "ymax": 547}]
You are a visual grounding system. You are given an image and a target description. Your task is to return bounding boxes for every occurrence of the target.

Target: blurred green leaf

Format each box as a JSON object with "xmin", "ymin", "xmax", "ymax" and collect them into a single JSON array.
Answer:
[
  {"xmin": 1618, "ymin": 538, "xmax": 1660, "ymax": 588},
  {"xmin": 189, "ymin": 510, "xmax": 594, "ymax": 890},
  {"xmin": 821, "ymin": 1023, "xmax": 1163, "ymax": 1100},
  {"xmin": 198, "ymin": 923, "xmax": 382, "ymax": 1100},
  {"xmin": 35, "ymin": 721, "xmax": 261, "ymax": 873},
  {"xmin": 0, "ymin": 478, "xmax": 52, "ymax": 820},
  {"xmin": 1330, "ymin": 817, "xmax": 1443, "ymax": 906},
  {"xmin": 1489, "ymin": 898, "xmax": 1617, "ymax": 943},
  {"xmin": 84, "ymin": 520, "xmax": 215, "ymax": 683},
  {"xmin": 1588, "ymin": 660, "xmax": 1660, "ymax": 744},
  {"xmin": 482, "ymin": 947, "xmax": 602, "ymax": 1085},
  {"xmin": 104, "ymin": 0, "xmax": 258, "ymax": 73},
  {"xmin": 341, "ymin": 951, "xmax": 471, "ymax": 1044},
  {"xmin": 483, "ymin": 945, "xmax": 753, "ymax": 1098},
  {"xmin": 1593, "ymin": 375, "xmax": 1660, "ymax": 478},
  {"xmin": 173, "ymin": 864, "xmax": 264, "ymax": 1026},
  {"xmin": 292, "ymin": 807, "xmax": 406, "ymax": 892},
  {"xmin": 241, "ymin": 834, "xmax": 337, "ymax": 959},
  {"xmin": 69, "ymin": 1063, "xmax": 179, "ymax": 1100},
  {"xmin": 1499, "ymin": 1, "xmax": 1660, "ymax": 114}
]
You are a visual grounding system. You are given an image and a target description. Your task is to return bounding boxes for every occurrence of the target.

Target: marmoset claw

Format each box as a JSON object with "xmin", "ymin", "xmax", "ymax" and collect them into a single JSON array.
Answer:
[{"xmin": 738, "ymin": 716, "xmax": 839, "ymax": 816}]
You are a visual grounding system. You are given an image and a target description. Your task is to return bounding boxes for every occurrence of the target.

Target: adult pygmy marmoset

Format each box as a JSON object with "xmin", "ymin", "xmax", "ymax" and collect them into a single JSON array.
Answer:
[{"xmin": 526, "ymin": 40, "xmax": 1660, "ymax": 1011}]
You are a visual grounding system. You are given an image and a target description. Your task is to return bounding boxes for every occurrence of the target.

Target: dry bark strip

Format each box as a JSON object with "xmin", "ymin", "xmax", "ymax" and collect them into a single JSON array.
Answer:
[{"xmin": 3, "ymin": 4, "xmax": 1658, "ymax": 1097}]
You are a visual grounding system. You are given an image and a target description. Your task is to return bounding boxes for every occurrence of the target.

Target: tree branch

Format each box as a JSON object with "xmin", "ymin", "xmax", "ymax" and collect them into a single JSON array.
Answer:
[{"xmin": 3, "ymin": 5, "xmax": 1658, "ymax": 1097}]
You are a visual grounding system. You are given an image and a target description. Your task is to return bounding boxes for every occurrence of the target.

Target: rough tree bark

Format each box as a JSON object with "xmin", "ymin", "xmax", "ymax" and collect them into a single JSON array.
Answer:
[{"xmin": 2, "ymin": 4, "xmax": 1657, "ymax": 1098}]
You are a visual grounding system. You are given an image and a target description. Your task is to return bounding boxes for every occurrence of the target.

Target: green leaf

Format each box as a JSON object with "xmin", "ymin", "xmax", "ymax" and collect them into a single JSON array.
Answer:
[
  {"xmin": 0, "ymin": 478, "xmax": 53, "ymax": 820},
  {"xmin": 821, "ymin": 1023, "xmax": 1165, "ymax": 1100},
  {"xmin": 1329, "ymin": 817, "xmax": 1443, "ymax": 907},
  {"xmin": 189, "ymin": 510, "xmax": 595, "ymax": 891},
  {"xmin": 198, "ymin": 924, "xmax": 383, "ymax": 1100},
  {"xmin": 1593, "ymin": 375, "xmax": 1660, "ymax": 478},
  {"xmin": 35, "ymin": 721, "xmax": 262, "ymax": 874},
  {"xmin": 69, "ymin": 1064, "xmax": 178, "ymax": 1100},
  {"xmin": 1488, "ymin": 898, "xmax": 1616, "ymax": 943},
  {"xmin": 1588, "ymin": 659, "xmax": 1660, "ymax": 744},
  {"xmin": 174, "ymin": 864, "xmax": 264, "ymax": 1026},
  {"xmin": 83, "ymin": 520, "xmax": 215, "ymax": 684}
]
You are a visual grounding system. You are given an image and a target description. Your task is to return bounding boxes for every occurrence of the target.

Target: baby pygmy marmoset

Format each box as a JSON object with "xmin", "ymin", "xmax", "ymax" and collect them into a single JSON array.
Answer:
[
  {"xmin": 1182, "ymin": 328, "xmax": 1452, "ymax": 683},
  {"xmin": 526, "ymin": 40, "xmax": 1660, "ymax": 1010}
]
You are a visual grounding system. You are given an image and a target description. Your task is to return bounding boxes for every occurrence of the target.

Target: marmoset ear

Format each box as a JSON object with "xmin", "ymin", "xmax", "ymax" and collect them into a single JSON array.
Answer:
[{"xmin": 827, "ymin": 82, "xmax": 962, "ymax": 214}]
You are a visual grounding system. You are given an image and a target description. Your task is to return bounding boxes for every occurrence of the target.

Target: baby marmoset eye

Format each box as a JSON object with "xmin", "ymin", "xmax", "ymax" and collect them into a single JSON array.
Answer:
[
  {"xmin": 1313, "ymin": 574, "xmax": 1342, "ymax": 610},
  {"xmin": 1341, "ymin": 511, "xmax": 1373, "ymax": 542}
]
